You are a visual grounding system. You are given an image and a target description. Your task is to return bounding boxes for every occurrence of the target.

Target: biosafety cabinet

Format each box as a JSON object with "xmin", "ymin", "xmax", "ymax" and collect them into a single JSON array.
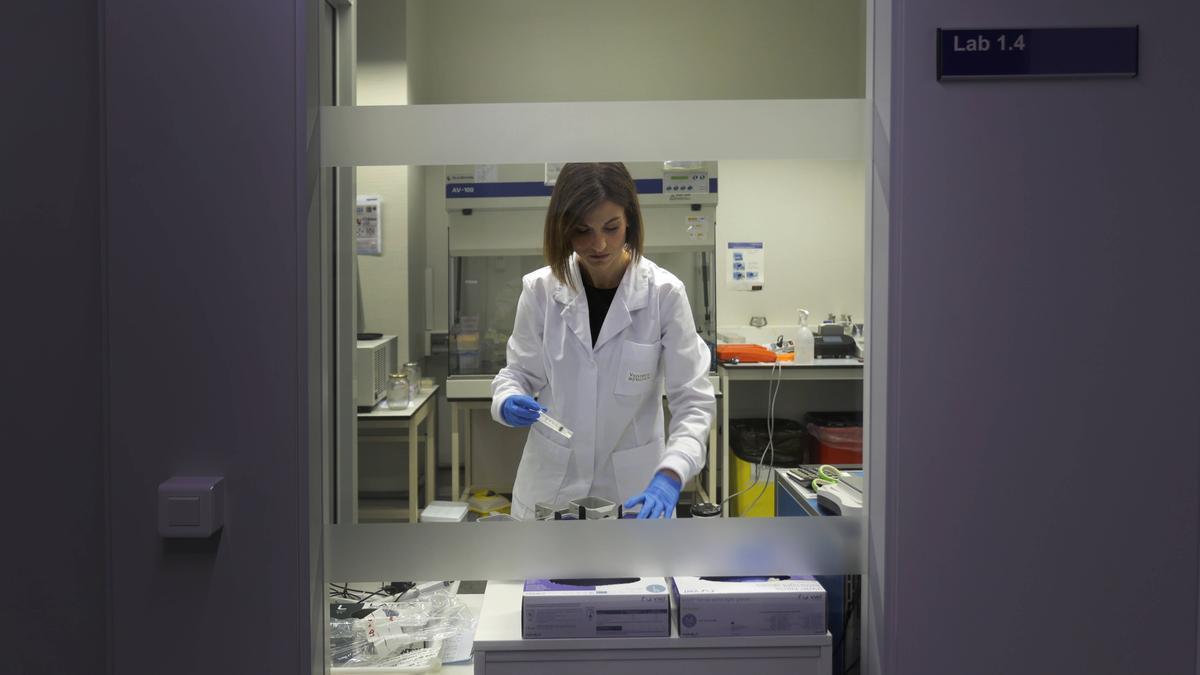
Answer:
[{"xmin": 447, "ymin": 162, "xmax": 718, "ymax": 376}]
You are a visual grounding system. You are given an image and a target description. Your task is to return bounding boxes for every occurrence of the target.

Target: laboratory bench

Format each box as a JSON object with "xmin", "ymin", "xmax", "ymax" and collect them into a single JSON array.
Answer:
[
  {"xmin": 337, "ymin": 569, "xmax": 843, "ymax": 674},
  {"xmin": 354, "ymin": 385, "xmax": 439, "ymax": 523},
  {"xmin": 718, "ymin": 360, "xmax": 863, "ymax": 515}
]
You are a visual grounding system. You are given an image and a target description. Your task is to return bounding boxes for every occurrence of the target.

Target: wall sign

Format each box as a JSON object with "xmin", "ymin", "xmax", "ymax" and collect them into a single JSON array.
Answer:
[
  {"xmin": 937, "ymin": 27, "xmax": 1138, "ymax": 80},
  {"xmin": 355, "ymin": 195, "xmax": 382, "ymax": 256},
  {"xmin": 727, "ymin": 242, "xmax": 764, "ymax": 292}
]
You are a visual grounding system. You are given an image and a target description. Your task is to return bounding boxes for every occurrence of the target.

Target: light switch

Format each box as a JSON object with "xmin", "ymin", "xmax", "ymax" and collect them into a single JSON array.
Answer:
[
  {"xmin": 167, "ymin": 496, "xmax": 200, "ymax": 526},
  {"xmin": 158, "ymin": 476, "xmax": 225, "ymax": 538}
]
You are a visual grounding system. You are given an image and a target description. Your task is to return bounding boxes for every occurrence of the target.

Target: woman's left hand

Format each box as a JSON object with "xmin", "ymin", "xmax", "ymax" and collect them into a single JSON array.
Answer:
[{"xmin": 624, "ymin": 471, "xmax": 682, "ymax": 519}]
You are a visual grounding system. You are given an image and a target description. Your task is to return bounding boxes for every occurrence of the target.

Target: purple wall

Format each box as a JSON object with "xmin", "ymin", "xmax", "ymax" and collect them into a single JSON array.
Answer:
[
  {"xmin": 103, "ymin": 1, "xmax": 318, "ymax": 673},
  {"xmin": 885, "ymin": 2, "xmax": 1200, "ymax": 673},
  {"xmin": 2, "ymin": 2, "xmax": 107, "ymax": 672}
]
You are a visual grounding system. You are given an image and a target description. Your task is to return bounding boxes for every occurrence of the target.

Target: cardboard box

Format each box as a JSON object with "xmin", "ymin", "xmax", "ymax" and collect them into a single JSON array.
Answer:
[
  {"xmin": 521, "ymin": 578, "xmax": 670, "ymax": 639},
  {"xmin": 672, "ymin": 576, "xmax": 827, "ymax": 637}
]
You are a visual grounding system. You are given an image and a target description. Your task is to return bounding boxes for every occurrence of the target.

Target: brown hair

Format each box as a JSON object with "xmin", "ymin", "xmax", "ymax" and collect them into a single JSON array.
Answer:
[{"xmin": 543, "ymin": 162, "xmax": 644, "ymax": 289}]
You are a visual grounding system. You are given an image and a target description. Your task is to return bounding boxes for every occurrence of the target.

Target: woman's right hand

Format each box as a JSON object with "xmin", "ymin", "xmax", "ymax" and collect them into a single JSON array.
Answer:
[{"xmin": 500, "ymin": 394, "xmax": 544, "ymax": 427}]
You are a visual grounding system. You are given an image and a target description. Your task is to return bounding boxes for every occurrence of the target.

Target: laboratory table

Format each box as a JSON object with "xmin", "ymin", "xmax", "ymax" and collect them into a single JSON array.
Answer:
[
  {"xmin": 354, "ymin": 385, "xmax": 438, "ymax": 523},
  {"xmin": 718, "ymin": 360, "xmax": 862, "ymax": 515},
  {"xmin": 446, "ymin": 375, "xmax": 722, "ymax": 505},
  {"xmin": 469, "ymin": 580, "xmax": 832, "ymax": 675}
]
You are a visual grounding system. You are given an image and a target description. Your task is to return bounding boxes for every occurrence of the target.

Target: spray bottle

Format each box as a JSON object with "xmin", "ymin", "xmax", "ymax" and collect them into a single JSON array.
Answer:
[{"xmin": 795, "ymin": 309, "xmax": 815, "ymax": 364}]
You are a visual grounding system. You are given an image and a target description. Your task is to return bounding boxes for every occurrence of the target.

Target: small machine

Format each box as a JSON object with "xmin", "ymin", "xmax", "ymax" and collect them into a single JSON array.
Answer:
[
  {"xmin": 815, "ymin": 325, "xmax": 859, "ymax": 359},
  {"xmin": 354, "ymin": 335, "xmax": 397, "ymax": 411},
  {"xmin": 815, "ymin": 472, "xmax": 863, "ymax": 515}
]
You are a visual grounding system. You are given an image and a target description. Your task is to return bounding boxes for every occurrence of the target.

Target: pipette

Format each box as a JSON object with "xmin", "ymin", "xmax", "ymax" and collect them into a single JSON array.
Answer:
[{"xmin": 536, "ymin": 410, "xmax": 574, "ymax": 440}]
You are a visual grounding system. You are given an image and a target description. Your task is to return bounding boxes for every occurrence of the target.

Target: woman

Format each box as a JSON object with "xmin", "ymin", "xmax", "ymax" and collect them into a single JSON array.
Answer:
[{"xmin": 490, "ymin": 162, "xmax": 715, "ymax": 520}]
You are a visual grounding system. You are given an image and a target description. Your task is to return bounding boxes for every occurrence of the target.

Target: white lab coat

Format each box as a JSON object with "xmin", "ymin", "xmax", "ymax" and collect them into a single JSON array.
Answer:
[{"xmin": 491, "ymin": 254, "xmax": 715, "ymax": 520}]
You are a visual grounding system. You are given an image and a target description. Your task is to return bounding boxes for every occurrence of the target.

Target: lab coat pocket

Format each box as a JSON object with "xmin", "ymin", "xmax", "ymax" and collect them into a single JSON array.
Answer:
[
  {"xmin": 512, "ymin": 429, "xmax": 572, "ymax": 517},
  {"xmin": 614, "ymin": 340, "xmax": 661, "ymax": 397},
  {"xmin": 611, "ymin": 440, "xmax": 664, "ymax": 505}
]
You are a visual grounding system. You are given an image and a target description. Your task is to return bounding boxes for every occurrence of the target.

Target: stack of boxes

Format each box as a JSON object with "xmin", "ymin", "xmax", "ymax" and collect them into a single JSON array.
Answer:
[{"xmin": 520, "ymin": 576, "xmax": 826, "ymax": 639}]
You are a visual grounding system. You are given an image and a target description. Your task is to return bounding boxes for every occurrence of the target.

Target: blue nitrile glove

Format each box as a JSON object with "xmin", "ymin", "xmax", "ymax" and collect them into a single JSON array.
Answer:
[
  {"xmin": 624, "ymin": 471, "xmax": 682, "ymax": 519},
  {"xmin": 501, "ymin": 394, "xmax": 544, "ymax": 427}
]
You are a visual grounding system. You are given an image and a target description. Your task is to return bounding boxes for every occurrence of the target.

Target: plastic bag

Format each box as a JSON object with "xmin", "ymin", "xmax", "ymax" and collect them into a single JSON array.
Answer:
[
  {"xmin": 728, "ymin": 418, "xmax": 812, "ymax": 467},
  {"xmin": 330, "ymin": 586, "xmax": 476, "ymax": 672}
]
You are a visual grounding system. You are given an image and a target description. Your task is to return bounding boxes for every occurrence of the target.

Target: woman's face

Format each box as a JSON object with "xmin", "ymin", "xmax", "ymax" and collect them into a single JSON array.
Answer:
[{"xmin": 571, "ymin": 200, "xmax": 629, "ymax": 286}]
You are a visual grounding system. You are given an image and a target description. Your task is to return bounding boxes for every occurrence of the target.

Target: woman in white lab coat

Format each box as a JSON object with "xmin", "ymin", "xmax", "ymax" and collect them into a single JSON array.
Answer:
[{"xmin": 491, "ymin": 162, "xmax": 715, "ymax": 520}]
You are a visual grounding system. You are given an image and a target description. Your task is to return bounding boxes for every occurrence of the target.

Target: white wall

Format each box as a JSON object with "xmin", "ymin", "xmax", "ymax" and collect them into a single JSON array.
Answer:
[
  {"xmin": 715, "ymin": 160, "xmax": 866, "ymax": 332},
  {"xmin": 407, "ymin": 0, "xmax": 865, "ymax": 104},
  {"xmin": 356, "ymin": 0, "xmax": 414, "ymax": 361}
]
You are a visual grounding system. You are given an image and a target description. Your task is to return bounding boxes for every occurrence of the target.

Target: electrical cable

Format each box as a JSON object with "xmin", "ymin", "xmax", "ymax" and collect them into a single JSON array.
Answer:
[
  {"xmin": 328, "ymin": 583, "xmax": 388, "ymax": 602},
  {"xmin": 721, "ymin": 359, "xmax": 784, "ymax": 512},
  {"xmin": 720, "ymin": 359, "xmax": 778, "ymax": 507},
  {"xmin": 740, "ymin": 359, "xmax": 783, "ymax": 514}
]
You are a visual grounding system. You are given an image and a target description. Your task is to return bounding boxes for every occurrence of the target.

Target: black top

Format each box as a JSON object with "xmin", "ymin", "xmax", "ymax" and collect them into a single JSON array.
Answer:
[{"xmin": 582, "ymin": 274, "xmax": 619, "ymax": 348}]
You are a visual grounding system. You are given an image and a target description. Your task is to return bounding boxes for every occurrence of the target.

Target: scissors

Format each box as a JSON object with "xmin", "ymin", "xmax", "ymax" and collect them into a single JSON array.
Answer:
[{"xmin": 809, "ymin": 465, "xmax": 844, "ymax": 491}]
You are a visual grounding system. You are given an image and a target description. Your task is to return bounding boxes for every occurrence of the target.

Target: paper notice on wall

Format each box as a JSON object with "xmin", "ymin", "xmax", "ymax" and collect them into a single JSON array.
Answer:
[
  {"xmin": 686, "ymin": 215, "xmax": 709, "ymax": 242},
  {"xmin": 727, "ymin": 241, "xmax": 764, "ymax": 291},
  {"xmin": 544, "ymin": 162, "xmax": 564, "ymax": 186},
  {"xmin": 355, "ymin": 195, "xmax": 382, "ymax": 256}
]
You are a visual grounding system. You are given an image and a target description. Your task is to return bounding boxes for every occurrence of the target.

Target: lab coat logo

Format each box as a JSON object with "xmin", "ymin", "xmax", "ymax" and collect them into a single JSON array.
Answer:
[{"xmin": 627, "ymin": 371, "xmax": 653, "ymax": 383}]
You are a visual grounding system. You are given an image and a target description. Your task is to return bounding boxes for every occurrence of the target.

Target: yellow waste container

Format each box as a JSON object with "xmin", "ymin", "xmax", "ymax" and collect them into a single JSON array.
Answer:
[
  {"xmin": 728, "ymin": 418, "xmax": 812, "ymax": 517},
  {"xmin": 732, "ymin": 453, "xmax": 776, "ymax": 517}
]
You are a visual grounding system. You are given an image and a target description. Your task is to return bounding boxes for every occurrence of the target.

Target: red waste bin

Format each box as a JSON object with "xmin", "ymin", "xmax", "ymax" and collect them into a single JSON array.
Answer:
[{"xmin": 804, "ymin": 411, "xmax": 862, "ymax": 465}]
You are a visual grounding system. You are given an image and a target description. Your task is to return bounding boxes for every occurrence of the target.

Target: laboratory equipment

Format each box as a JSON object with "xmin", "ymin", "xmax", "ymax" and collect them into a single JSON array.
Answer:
[
  {"xmin": 386, "ymin": 373, "xmax": 410, "ymax": 410},
  {"xmin": 522, "ymin": 578, "xmax": 671, "ymax": 638},
  {"xmin": 814, "ymin": 333, "xmax": 858, "ymax": 359},
  {"xmin": 672, "ymin": 576, "xmax": 827, "ymax": 637},
  {"xmin": 795, "ymin": 309, "xmax": 815, "ymax": 364},
  {"xmin": 815, "ymin": 474, "xmax": 863, "ymax": 515},
  {"xmin": 568, "ymin": 496, "xmax": 621, "ymax": 520},
  {"xmin": 535, "ymin": 410, "xmax": 573, "ymax": 440},
  {"xmin": 534, "ymin": 503, "xmax": 576, "ymax": 520},
  {"xmin": 354, "ymin": 335, "xmax": 397, "ymax": 411},
  {"xmin": 446, "ymin": 161, "xmax": 718, "ymax": 377}
]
